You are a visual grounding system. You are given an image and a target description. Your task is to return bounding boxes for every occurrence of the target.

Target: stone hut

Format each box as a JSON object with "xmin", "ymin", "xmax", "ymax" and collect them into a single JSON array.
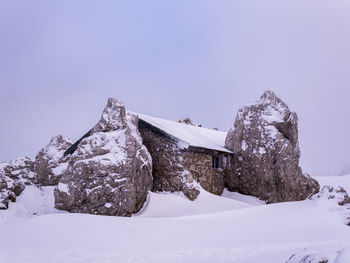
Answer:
[
  {"xmin": 62, "ymin": 91, "xmax": 319, "ymax": 205},
  {"xmin": 1, "ymin": 92, "xmax": 321, "ymax": 216},
  {"xmin": 63, "ymin": 112, "xmax": 233, "ymax": 201},
  {"xmin": 138, "ymin": 114, "xmax": 233, "ymax": 200}
]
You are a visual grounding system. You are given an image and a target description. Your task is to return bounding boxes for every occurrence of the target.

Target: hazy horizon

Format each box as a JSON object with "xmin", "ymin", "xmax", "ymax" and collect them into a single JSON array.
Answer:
[{"xmin": 1, "ymin": 0, "xmax": 349, "ymax": 176}]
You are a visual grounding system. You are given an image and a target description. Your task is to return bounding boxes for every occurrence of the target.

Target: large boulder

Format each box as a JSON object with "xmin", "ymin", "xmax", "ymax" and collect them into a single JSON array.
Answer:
[
  {"xmin": 225, "ymin": 90, "xmax": 319, "ymax": 203},
  {"xmin": 0, "ymin": 156, "xmax": 36, "ymax": 209},
  {"xmin": 54, "ymin": 98, "xmax": 153, "ymax": 216},
  {"xmin": 35, "ymin": 135, "xmax": 72, "ymax": 186}
]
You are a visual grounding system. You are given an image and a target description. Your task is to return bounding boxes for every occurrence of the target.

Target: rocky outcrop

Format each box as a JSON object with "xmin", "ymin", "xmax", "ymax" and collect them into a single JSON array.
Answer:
[
  {"xmin": 286, "ymin": 249, "xmax": 338, "ymax": 263},
  {"xmin": 225, "ymin": 90, "xmax": 319, "ymax": 203},
  {"xmin": 313, "ymin": 185, "xmax": 350, "ymax": 206},
  {"xmin": 312, "ymin": 185, "xmax": 350, "ymax": 226},
  {"xmin": 0, "ymin": 157, "xmax": 36, "ymax": 209},
  {"xmin": 287, "ymin": 243, "xmax": 350, "ymax": 262},
  {"xmin": 0, "ymin": 135, "xmax": 72, "ymax": 209},
  {"xmin": 35, "ymin": 135, "xmax": 72, "ymax": 186},
  {"xmin": 178, "ymin": 117, "xmax": 202, "ymax": 127},
  {"xmin": 54, "ymin": 98, "xmax": 153, "ymax": 216}
]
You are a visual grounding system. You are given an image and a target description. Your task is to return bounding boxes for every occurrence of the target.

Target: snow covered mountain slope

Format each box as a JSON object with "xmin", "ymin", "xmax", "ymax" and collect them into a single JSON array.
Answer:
[{"xmin": 0, "ymin": 175, "xmax": 349, "ymax": 263}]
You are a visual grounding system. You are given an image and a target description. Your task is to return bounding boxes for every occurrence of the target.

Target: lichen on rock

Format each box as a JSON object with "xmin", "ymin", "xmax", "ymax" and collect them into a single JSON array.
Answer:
[{"xmin": 225, "ymin": 90, "xmax": 319, "ymax": 203}]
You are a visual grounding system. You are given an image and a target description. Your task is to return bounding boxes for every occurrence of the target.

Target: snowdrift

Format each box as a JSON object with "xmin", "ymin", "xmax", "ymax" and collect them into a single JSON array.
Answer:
[{"xmin": 0, "ymin": 175, "xmax": 349, "ymax": 263}]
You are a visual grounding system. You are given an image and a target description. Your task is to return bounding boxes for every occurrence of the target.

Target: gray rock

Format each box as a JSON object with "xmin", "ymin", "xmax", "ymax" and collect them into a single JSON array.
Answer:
[
  {"xmin": 286, "ymin": 245, "xmax": 350, "ymax": 263},
  {"xmin": 312, "ymin": 185, "xmax": 350, "ymax": 226},
  {"xmin": 0, "ymin": 157, "xmax": 36, "ymax": 209},
  {"xmin": 286, "ymin": 250, "xmax": 334, "ymax": 263},
  {"xmin": 92, "ymin": 98, "xmax": 127, "ymax": 133},
  {"xmin": 313, "ymin": 185, "xmax": 350, "ymax": 206},
  {"xmin": 54, "ymin": 98, "xmax": 153, "ymax": 216},
  {"xmin": 178, "ymin": 117, "xmax": 202, "ymax": 127},
  {"xmin": 0, "ymin": 176, "xmax": 16, "ymax": 209},
  {"xmin": 35, "ymin": 135, "xmax": 72, "ymax": 186},
  {"xmin": 225, "ymin": 90, "xmax": 319, "ymax": 203}
]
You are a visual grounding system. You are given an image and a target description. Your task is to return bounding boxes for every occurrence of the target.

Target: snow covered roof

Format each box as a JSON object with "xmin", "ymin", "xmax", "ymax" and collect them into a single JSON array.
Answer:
[{"xmin": 137, "ymin": 113, "xmax": 233, "ymax": 154}]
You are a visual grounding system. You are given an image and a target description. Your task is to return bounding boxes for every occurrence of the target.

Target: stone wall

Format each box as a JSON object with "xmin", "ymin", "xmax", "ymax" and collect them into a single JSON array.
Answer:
[
  {"xmin": 181, "ymin": 150, "xmax": 225, "ymax": 196},
  {"xmin": 139, "ymin": 125, "xmax": 225, "ymax": 199}
]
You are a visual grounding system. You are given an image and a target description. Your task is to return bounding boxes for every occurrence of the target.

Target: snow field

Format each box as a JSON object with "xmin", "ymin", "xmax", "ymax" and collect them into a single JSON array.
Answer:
[{"xmin": 0, "ymin": 174, "xmax": 349, "ymax": 262}]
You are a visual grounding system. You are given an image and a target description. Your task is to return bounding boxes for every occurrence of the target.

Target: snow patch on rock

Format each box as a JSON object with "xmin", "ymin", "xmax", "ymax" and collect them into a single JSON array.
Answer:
[
  {"xmin": 54, "ymin": 98, "xmax": 153, "ymax": 217},
  {"xmin": 225, "ymin": 90, "xmax": 319, "ymax": 203},
  {"xmin": 35, "ymin": 135, "xmax": 72, "ymax": 186},
  {"xmin": 0, "ymin": 157, "xmax": 37, "ymax": 209}
]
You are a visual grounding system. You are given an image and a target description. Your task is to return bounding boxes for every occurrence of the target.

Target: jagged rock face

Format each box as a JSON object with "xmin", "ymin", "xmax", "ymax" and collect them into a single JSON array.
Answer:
[
  {"xmin": 225, "ymin": 90, "xmax": 319, "ymax": 203},
  {"xmin": 178, "ymin": 117, "xmax": 202, "ymax": 127},
  {"xmin": 54, "ymin": 98, "xmax": 153, "ymax": 217},
  {"xmin": 35, "ymin": 135, "xmax": 72, "ymax": 186},
  {"xmin": 0, "ymin": 157, "xmax": 36, "ymax": 209},
  {"xmin": 92, "ymin": 98, "xmax": 126, "ymax": 133}
]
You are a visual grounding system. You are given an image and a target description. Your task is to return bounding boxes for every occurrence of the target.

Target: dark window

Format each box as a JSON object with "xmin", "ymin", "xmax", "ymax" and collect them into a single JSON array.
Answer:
[{"xmin": 212, "ymin": 156, "xmax": 221, "ymax": 169}]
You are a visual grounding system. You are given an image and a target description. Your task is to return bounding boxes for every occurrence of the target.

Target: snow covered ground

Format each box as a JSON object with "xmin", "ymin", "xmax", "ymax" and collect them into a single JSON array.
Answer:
[{"xmin": 0, "ymin": 175, "xmax": 349, "ymax": 263}]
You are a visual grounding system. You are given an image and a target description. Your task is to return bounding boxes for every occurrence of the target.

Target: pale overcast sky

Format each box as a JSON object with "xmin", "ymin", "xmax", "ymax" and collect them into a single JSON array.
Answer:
[{"xmin": 0, "ymin": 0, "xmax": 349, "ymax": 176}]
